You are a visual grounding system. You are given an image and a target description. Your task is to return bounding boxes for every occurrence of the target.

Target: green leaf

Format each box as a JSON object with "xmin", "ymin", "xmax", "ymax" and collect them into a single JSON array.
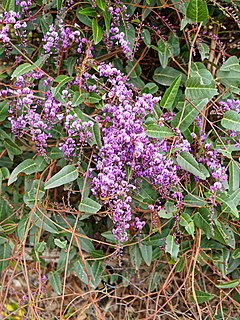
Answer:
[
  {"xmin": 186, "ymin": 0, "xmax": 209, "ymax": 22},
  {"xmin": 142, "ymin": 28, "xmax": 151, "ymax": 47},
  {"xmin": 160, "ymin": 74, "xmax": 182, "ymax": 110},
  {"xmin": 74, "ymin": 259, "xmax": 89, "ymax": 287},
  {"xmin": 48, "ymin": 271, "xmax": 62, "ymax": 295},
  {"xmin": 8, "ymin": 159, "xmax": 37, "ymax": 185},
  {"xmin": 72, "ymin": 92, "xmax": 85, "ymax": 107},
  {"xmin": 217, "ymin": 57, "xmax": 240, "ymax": 93},
  {"xmin": 92, "ymin": 19, "xmax": 103, "ymax": 44},
  {"xmin": 76, "ymin": 11, "xmax": 92, "ymax": 27},
  {"xmin": 33, "ymin": 208, "xmax": 59, "ymax": 234},
  {"xmin": 194, "ymin": 210, "xmax": 212, "ymax": 238},
  {"xmin": 35, "ymin": 241, "xmax": 46, "ymax": 253},
  {"xmin": 44, "ymin": 165, "xmax": 78, "ymax": 189},
  {"xmin": 153, "ymin": 66, "xmax": 185, "ymax": 86},
  {"xmin": 0, "ymin": 101, "xmax": 9, "ymax": 122},
  {"xmin": 3, "ymin": 0, "xmax": 15, "ymax": 10},
  {"xmin": 198, "ymin": 42, "xmax": 210, "ymax": 60},
  {"xmin": 221, "ymin": 110, "xmax": 240, "ymax": 132},
  {"xmin": 78, "ymin": 7, "xmax": 97, "ymax": 17},
  {"xmin": 184, "ymin": 194, "xmax": 206, "ymax": 207},
  {"xmin": 190, "ymin": 290, "xmax": 214, "ymax": 304},
  {"xmin": 91, "ymin": 123, "xmax": 102, "ymax": 149},
  {"xmin": 52, "ymin": 75, "xmax": 74, "ymax": 97},
  {"xmin": 229, "ymin": 161, "xmax": 240, "ymax": 192},
  {"xmin": 88, "ymin": 92, "xmax": 102, "ymax": 104},
  {"xmin": 54, "ymin": 238, "xmax": 67, "ymax": 249},
  {"xmin": 78, "ymin": 197, "xmax": 101, "ymax": 214},
  {"xmin": 176, "ymin": 151, "xmax": 209, "ymax": 180},
  {"xmin": 165, "ymin": 235, "xmax": 179, "ymax": 261},
  {"xmin": 96, "ymin": 0, "xmax": 107, "ymax": 11},
  {"xmin": 130, "ymin": 244, "xmax": 142, "ymax": 270},
  {"xmin": 172, "ymin": 99, "xmax": 208, "ymax": 132},
  {"xmin": 156, "ymin": 39, "xmax": 171, "ymax": 68},
  {"xmin": 216, "ymin": 280, "xmax": 239, "ymax": 289},
  {"xmin": 0, "ymin": 242, "xmax": 11, "ymax": 272},
  {"xmin": 57, "ymin": 0, "xmax": 63, "ymax": 10},
  {"xmin": 89, "ymin": 260, "xmax": 104, "ymax": 288},
  {"xmin": 4, "ymin": 139, "xmax": 22, "ymax": 160},
  {"xmin": 139, "ymin": 244, "xmax": 152, "ymax": 266},
  {"xmin": 190, "ymin": 62, "xmax": 213, "ymax": 85},
  {"xmin": 180, "ymin": 212, "xmax": 195, "ymax": 238},
  {"xmin": 142, "ymin": 83, "xmax": 159, "ymax": 94},
  {"xmin": 11, "ymin": 59, "xmax": 44, "ymax": 79},
  {"xmin": 66, "ymin": 56, "xmax": 77, "ymax": 76},
  {"xmin": 145, "ymin": 124, "xmax": 175, "ymax": 139},
  {"xmin": 214, "ymin": 221, "xmax": 235, "ymax": 249},
  {"xmin": 185, "ymin": 77, "xmax": 218, "ymax": 101},
  {"xmin": 220, "ymin": 56, "xmax": 240, "ymax": 72},
  {"xmin": 216, "ymin": 194, "xmax": 239, "ymax": 218}
]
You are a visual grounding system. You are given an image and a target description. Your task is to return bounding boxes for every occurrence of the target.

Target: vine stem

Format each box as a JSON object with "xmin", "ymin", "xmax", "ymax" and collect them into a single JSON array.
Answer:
[{"xmin": 188, "ymin": 22, "xmax": 203, "ymax": 78}]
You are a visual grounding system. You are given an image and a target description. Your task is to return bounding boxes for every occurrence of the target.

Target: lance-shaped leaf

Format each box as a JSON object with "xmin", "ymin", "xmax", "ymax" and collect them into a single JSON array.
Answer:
[
  {"xmin": 177, "ymin": 151, "xmax": 209, "ymax": 180},
  {"xmin": 216, "ymin": 194, "xmax": 239, "ymax": 218},
  {"xmin": 185, "ymin": 77, "xmax": 218, "ymax": 101},
  {"xmin": 160, "ymin": 74, "xmax": 182, "ymax": 110},
  {"xmin": 8, "ymin": 159, "xmax": 37, "ymax": 185},
  {"xmin": 229, "ymin": 161, "xmax": 240, "ymax": 192},
  {"xmin": 186, "ymin": 0, "xmax": 209, "ymax": 22},
  {"xmin": 44, "ymin": 165, "xmax": 78, "ymax": 189},
  {"xmin": 165, "ymin": 235, "xmax": 179, "ymax": 260},
  {"xmin": 221, "ymin": 110, "xmax": 240, "ymax": 132},
  {"xmin": 48, "ymin": 271, "xmax": 62, "ymax": 295},
  {"xmin": 153, "ymin": 66, "xmax": 185, "ymax": 86},
  {"xmin": 78, "ymin": 197, "xmax": 101, "ymax": 214},
  {"xmin": 139, "ymin": 244, "xmax": 152, "ymax": 266},
  {"xmin": 52, "ymin": 75, "xmax": 74, "ymax": 97},
  {"xmin": 146, "ymin": 124, "xmax": 175, "ymax": 139},
  {"xmin": 190, "ymin": 290, "xmax": 214, "ymax": 304},
  {"xmin": 180, "ymin": 212, "xmax": 195, "ymax": 238},
  {"xmin": 171, "ymin": 98, "xmax": 208, "ymax": 132},
  {"xmin": 216, "ymin": 279, "xmax": 239, "ymax": 289},
  {"xmin": 92, "ymin": 19, "xmax": 103, "ymax": 44}
]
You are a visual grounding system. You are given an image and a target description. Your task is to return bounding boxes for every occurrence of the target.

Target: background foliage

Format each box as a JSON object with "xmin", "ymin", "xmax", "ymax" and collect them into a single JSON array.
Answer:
[{"xmin": 0, "ymin": 0, "xmax": 240, "ymax": 319}]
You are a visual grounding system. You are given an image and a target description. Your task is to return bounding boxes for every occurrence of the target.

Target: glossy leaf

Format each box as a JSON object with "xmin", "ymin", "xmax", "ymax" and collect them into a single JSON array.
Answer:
[
  {"xmin": 153, "ymin": 66, "xmax": 185, "ymax": 86},
  {"xmin": 221, "ymin": 110, "xmax": 240, "ymax": 132},
  {"xmin": 171, "ymin": 99, "xmax": 208, "ymax": 132},
  {"xmin": 140, "ymin": 244, "xmax": 152, "ymax": 266},
  {"xmin": 78, "ymin": 197, "xmax": 101, "ymax": 214},
  {"xmin": 177, "ymin": 151, "xmax": 209, "ymax": 180},
  {"xmin": 52, "ymin": 75, "xmax": 74, "ymax": 97},
  {"xmin": 0, "ymin": 101, "xmax": 9, "ymax": 122},
  {"xmin": 180, "ymin": 212, "xmax": 195, "ymax": 238},
  {"xmin": 185, "ymin": 78, "xmax": 218, "ymax": 101},
  {"xmin": 44, "ymin": 165, "xmax": 78, "ymax": 189},
  {"xmin": 0, "ymin": 242, "xmax": 11, "ymax": 272},
  {"xmin": 229, "ymin": 161, "xmax": 240, "ymax": 192},
  {"xmin": 146, "ymin": 124, "xmax": 175, "ymax": 139},
  {"xmin": 8, "ymin": 159, "xmax": 37, "ymax": 185},
  {"xmin": 160, "ymin": 74, "xmax": 182, "ymax": 110},
  {"xmin": 190, "ymin": 290, "xmax": 214, "ymax": 304},
  {"xmin": 48, "ymin": 271, "xmax": 62, "ymax": 295},
  {"xmin": 186, "ymin": 0, "xmax": 209, "ymax": 22},
  {"xmin": 216, "ymin": 279, "xmax": 239, "ymax": 289},
  {"xmin": 92, "ymin": 19, "xmax": 103, "ymax": 44},
  {"xmin": 165, "ymin": 235, "xmax": 179, "ymax": 261}
]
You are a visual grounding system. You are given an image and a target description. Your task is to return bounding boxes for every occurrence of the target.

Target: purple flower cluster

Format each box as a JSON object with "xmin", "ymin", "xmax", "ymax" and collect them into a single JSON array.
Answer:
[
  {"xmin": 91, "ymin": 63, "xmax": 180, "ymax": 244},
  {"xmin": 42, "ymin": 22, "xmax": 92, "ymax": 57},
  {"xmin": 203, "ymin": 143, "xmax": 228, "ymax": 192},
  {"xmin": 0, "ymin": 73, "xmax": 62, "ymax": 154},
  {"xmin": 59, "ymin": 112, "xmax": 93, "ymax": 159}
]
